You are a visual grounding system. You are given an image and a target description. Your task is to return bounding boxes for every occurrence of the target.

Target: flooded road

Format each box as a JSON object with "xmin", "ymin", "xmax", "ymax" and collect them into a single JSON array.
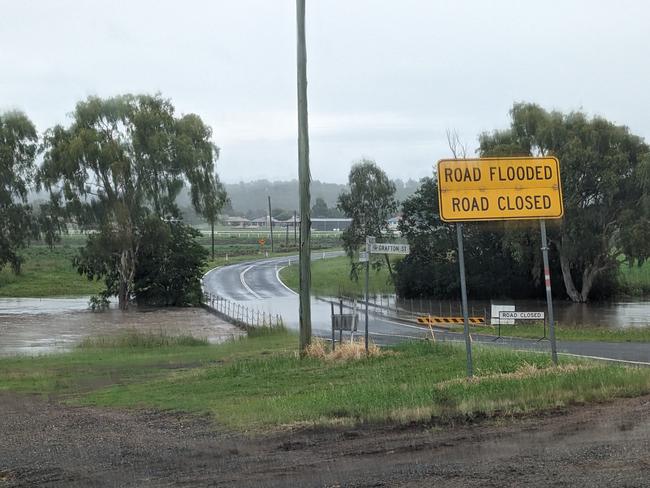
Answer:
[
  {"xmin": 0, "ymin": 298, "xmax": 244, "ymax": 356},
  {"xmin": 394, "ymin": 297, "xmax": 650, "ymax": 329}
]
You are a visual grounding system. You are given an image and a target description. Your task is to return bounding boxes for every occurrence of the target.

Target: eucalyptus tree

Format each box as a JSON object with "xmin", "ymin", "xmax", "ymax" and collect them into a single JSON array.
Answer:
[
  {"xmin": 480, "ymin": 103, "xmax": 650, "ymax": 302},
  {"xmin": 337, "ymin": 159, "xmax": 398, "ymax": 281},
  {"xmin": 192, "ymin": 170, "xmax": 228, "ymax": 260},
  {"xmin": 0, "ymin": 111, "xmax": 38, "ymax": 274},
  {"xmin": 39, "ymin": 94, "xmax": 219, "ymax": 310}
]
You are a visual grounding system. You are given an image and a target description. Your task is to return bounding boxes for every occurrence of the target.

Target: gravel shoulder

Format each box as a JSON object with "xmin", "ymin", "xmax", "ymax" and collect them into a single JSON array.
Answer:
[{"xmin": 2, "ymin": 392, "xmax": 650, "ymax": 487}]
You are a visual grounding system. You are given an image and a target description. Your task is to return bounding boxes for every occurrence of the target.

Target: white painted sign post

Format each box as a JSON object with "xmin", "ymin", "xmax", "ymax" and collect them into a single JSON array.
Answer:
[{"xmin": 363, "ymin": 237, "xmax": 410, "ymax": 352}]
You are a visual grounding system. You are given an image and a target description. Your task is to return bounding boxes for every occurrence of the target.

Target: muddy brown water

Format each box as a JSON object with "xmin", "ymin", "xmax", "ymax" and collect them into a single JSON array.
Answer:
[
  {"xmin": 0, "ymin": 298, "xmax": 244, "ymax": 356},
  {"xmin": 392, "ymin": 297, "xmax": 650, "ymax": 328}
]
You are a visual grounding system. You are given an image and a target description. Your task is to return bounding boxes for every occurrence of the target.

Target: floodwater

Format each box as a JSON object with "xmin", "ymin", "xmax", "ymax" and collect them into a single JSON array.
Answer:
[
  {"xmin": 394, "ymin": 297, "xmax": 650, "ymax": 329},
  {"xmin": 0, "ymin": 297, "xmax": 244, "ymax": 356}
]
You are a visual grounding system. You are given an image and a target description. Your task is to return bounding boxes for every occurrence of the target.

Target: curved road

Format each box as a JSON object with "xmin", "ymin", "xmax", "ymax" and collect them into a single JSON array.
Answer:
[{"xmin": 203, "ymin": 254, "xmax": 650, "ymax": 365}]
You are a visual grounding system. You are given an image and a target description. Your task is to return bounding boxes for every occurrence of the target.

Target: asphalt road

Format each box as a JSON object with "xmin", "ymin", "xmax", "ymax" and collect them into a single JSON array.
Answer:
[{"xmin": 203, "ymin": 254, "xmax": 650, "ymax": 365}]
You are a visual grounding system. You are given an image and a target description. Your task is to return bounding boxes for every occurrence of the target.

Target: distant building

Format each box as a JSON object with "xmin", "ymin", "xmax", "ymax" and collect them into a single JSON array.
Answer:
[
  {"xmin": 223, "ymin": 216, "xmax": 250, "ymax": 227},
  {"xmin": 248, "ymin": 216, "xmax": 285, "ymax": 228},
  {"xmin": 311, "ymin": 218, "xmax": 352, "ymax": 231}
]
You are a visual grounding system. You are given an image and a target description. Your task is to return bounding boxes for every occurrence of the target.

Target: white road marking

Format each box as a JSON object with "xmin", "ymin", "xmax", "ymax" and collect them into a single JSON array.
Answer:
[
  {"xmin": 240, "ymin": 265, "xmax": 263, "ymax": 299},
  {"xmin": 275, "ymin": 266, "xmax": 298, "ymax": 296},
  {"xmin": 556, "ymin": 352, "xmax": 650, "ymax": 367}
]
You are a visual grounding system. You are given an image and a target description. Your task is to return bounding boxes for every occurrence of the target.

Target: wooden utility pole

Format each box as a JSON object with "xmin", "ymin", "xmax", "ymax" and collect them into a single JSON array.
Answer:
[
  {"xmin": 267, "ymin": 195, "xmax": 274, "ymax": 253},
  {"xmin": 296, "ymin": 0, "xmax": 311, "ymax": 350}
]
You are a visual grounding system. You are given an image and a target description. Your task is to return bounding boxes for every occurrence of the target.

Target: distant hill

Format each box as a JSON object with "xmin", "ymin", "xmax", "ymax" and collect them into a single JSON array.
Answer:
[
  {"xmin": 221, "ymin": 178, "xmax": 421, "ymax": 218},
  {"xmin": 30, "ymin": 178, "xmax": 422, "ymax": 224}
]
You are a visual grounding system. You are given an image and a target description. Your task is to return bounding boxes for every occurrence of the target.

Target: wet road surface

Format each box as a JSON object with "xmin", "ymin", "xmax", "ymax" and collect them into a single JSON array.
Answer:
[{"xmin": 203, "ymin": 254, "xmax": 650, "ymax": 365}]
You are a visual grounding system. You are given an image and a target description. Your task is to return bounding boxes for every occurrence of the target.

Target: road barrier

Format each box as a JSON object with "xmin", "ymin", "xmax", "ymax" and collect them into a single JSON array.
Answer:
[
  {"xmin": 202, "ymin": 292, "xmax": 284, "ymax": 330},
  {"xmin": 416, "ymin": 316, "xmax": 486, "ymax": 326},
  {"xmin": 335, "ymin": 294, "xmax": 487, "ymax": 325}
]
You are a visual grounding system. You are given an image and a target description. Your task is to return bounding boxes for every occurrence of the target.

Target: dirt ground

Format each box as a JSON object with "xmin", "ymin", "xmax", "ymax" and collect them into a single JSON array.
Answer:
[{"xmin": 1, "ymin": 393, "xmax": 649, "ymax": 487}]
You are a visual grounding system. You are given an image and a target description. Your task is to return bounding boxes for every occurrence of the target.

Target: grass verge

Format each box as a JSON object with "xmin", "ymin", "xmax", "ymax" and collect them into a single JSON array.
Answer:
[
  {"xmin": 279, "ymin": 255, "xmax": 395, "ymax": 296},
  {"xmin": 2, "ymin": 329, "xmax": 650, "ymax": 430},
  {"xmin": 0, "ymin": 244, "xmax": 103, "ymax": 298}
]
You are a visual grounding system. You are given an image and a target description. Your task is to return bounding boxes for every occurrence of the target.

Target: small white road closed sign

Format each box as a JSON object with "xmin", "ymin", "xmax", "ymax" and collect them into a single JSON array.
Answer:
[
  {"xmin": 499, "ymin": 311, "xmax": 544, "ymax": 320},
  {"xmin": 368, "ymin": 243, "xmax": 410, "ymax": 255}
]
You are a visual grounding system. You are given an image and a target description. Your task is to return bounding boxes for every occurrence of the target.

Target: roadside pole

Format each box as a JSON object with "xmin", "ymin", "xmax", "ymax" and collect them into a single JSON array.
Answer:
[
  {"xmin": 363, "ymin": 237, "xmax": 373, "ymax": 354},
  {"xmin": 268, "ymin": 196, "xmax": 274, "ymax": 253},
  {"xmin": 540, "ymin": 220, "xmax": 558, "ymax": 365},
  {"xmin": 456, "ymin": 223, "xmax": 473, "ymax": 378},
  {"xmin": 364, "ymin": 250, "xmax": 370, "ymax": 354},
  {"xmin": 296, "ymin": 0, "xmax": 311, "ymax": 350}
]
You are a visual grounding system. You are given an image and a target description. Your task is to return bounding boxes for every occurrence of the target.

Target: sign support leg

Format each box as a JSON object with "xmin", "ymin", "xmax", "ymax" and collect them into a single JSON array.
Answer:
[
  {"xmin": 456, "ymin": 223, "xmax": 473, "ymax": 378},
  {"xmin": 339, "ymin": 299, "xmax": 343, "ymax": 344},
  {"xmin": 540, "ymin": 220, "xmax": 558, "ymax": 365},
  {"xmin": 331, "ymin": 302, "xmax": 335, "ymax": 351}
]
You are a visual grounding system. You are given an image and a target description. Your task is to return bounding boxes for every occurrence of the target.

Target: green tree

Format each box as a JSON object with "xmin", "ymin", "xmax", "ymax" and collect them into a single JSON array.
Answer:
[
  {"xmin": 193, "ymin": 171, "xmax": 228, "ymax": 260},
  {"xmin": 75, "ymin": 217, "xmax": 207, "ymax": 307},
  {"xmin": 337, "ymin": 159, "xmax": 398, "ymax": 281},
  {"xmin": 480, "ymin": 103, "xmax": 650, "ymax": 302},
  {"xmin": 39, "ymin": 94, "xmax": 218, "ymax": 310},
  {"xmin": 396, "ymin": 177, "xmax": 546, "ymax": 299},
  {"xmin": 36, "ymin": 194, "xmax": 68, "ymax": 250},
  {"xmin": 311, "ymin": 197, "xmax": 329, "ymax": 217},
  {"xmin": 134, "ymin": 218, "xmax": 207, "ymax": 306},
  {"xmin": 0, "ymin": 111, "xmax": 38, "ymax": 275}
]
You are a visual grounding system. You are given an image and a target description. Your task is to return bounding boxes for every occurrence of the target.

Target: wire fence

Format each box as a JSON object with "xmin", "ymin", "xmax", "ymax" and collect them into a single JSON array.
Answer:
[
  {"xmin": 336, "ymin": 294, "xmax": 488, "ymax": 322},
  {"xmin": 203, "ymin": 292, "xmax": 285, "ymax": 329}
]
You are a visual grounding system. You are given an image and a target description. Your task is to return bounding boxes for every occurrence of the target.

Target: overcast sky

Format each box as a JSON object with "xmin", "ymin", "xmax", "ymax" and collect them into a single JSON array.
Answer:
[{"xmin": 2, "ymin": 0, "xmax": 649, "ymax": 184}]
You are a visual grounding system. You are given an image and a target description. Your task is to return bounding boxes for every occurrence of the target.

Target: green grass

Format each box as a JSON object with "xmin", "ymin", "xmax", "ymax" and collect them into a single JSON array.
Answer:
[
  {"xmin": 2, "ymin": 329, "xmax": 650, "ymax": 430},
  {"xmin": 280, "ymin": 255, "xmax": 395, "ymax": 296},
  {"xmin": 445, "ymin": 322, "xmax": 650, "ymax": 343},
  {"xmin": 0, "ymin": 244, "xmax": 103, "ymax": 298},
  {"xmin": 619, "ymin": 260, "xmax": 650, "ymax": 295}
]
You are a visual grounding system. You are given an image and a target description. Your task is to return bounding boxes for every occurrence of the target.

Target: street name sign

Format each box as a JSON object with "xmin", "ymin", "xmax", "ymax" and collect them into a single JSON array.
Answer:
[
  {"xmin": 359, "ymin": 251, "xmax": 369, "ymax": 262},
  {"xmin": 368, "ymin": 243, "xmax": 410, "ymax": 255},
  {"xmin": 437, "ymin": 157, "xmax": 563, "ymax": 222},
  {"xmin": 499, "ymin": 311, "xmax": 544, "ymax": 320}
]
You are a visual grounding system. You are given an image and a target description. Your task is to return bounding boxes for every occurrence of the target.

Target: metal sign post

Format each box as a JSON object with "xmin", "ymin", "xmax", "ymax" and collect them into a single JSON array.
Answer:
[
  {"xmin": 456, "ymin": 223, "xmax": 473, "ymax": 378},
  {"xmin": 364, "ymin": 237, "xmax": 374, "ymax": 354},
  {"xmin": 437, "ymin": 157, "xmax": 564, "ymax": 368},
  {"xmin": 540, "ymin": 220, "xmax": 558, "ymax": 365}
]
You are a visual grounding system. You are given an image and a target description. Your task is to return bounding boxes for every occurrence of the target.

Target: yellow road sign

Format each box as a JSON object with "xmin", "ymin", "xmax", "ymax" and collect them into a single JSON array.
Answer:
[{"xmin": 437, "ymin": 157, "xmax": 563, "ymax": 222}]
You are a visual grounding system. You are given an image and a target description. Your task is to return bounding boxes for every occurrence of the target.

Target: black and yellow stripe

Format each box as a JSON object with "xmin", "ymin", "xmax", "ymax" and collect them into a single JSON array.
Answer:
[{"xmin": 416, "ymin": 316, "xmax": 486, "ymax": 325}]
